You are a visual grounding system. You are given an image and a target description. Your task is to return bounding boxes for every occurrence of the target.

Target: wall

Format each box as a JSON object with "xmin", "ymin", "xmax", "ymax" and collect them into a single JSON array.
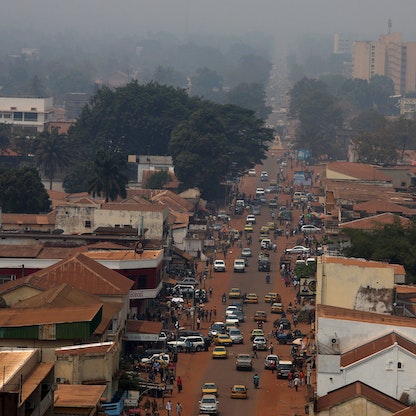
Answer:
[
  {"xmin": 316, "ymin": 259, "xmax": 395, "ymax": 309},
  {"xmin": 317, "ymin": 396, "xmax": 395, "ymax": 416}
]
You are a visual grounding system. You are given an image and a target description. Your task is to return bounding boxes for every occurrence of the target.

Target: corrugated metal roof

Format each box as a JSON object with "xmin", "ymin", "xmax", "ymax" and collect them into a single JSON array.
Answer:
[
  {"xmin": 0, "ymin": 304, "xmax": 101, "ymax": 326},
  {"xmin": 21, "ymin": 363, "xmax": 54, "ymax": 402},
  {"xmin": 316, "ymin": 381, "xmax": 408, "ymax": 412},
  {"xmin": 126, "ymin": 320, "xmax": 163, "ymax": 334},
  {"xmin": 54, "ymin": 384, "xmax": 107, "ymax": 408},
  {"xmin": 27, "ymin": 253, "xmax": 133, "ymax": 296},
  {"xmin": 0, "ymin": 349, "xmax": 37, "ymax": 390}
]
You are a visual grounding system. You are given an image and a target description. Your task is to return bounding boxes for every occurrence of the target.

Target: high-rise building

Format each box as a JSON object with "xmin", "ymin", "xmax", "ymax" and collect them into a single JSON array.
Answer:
[{"xmin": 352, "ymin": 32, "xmax": 416, "ymax": 95}]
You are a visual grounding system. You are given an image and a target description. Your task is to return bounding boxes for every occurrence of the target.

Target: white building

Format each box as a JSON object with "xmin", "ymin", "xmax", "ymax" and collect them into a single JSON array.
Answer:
[{"xmin": 0, "ymin": 97, "xmax": 54, "ymax": 133}]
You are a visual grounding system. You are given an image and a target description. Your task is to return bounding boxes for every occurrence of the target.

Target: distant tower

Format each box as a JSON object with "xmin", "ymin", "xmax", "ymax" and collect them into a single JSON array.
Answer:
[{"xmin": 388, "ymin": 18, "xmax": 392, "ymax": 34}]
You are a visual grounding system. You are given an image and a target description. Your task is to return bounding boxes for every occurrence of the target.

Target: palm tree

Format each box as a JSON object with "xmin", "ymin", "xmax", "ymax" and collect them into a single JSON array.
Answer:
[
  {"xmin": 88, "ymin": 149, "xmax": 128, "ymax": 202},
  {"xmin": 34, "ymin": 128, "xmax": 72, "ymax": 190}
]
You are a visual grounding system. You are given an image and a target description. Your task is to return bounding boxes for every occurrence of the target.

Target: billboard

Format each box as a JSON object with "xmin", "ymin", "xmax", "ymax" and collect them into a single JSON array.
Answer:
[
  {"xmin": 299, "ymin": 277, "xmax": 316, "ymax": 296},
  {"xmin": 293, "ymin": 171, "xmax": 312, "ymax": 186},
  {"xmin": 297, "ymin": 149, "xmax": 311, "ymax": 161}
]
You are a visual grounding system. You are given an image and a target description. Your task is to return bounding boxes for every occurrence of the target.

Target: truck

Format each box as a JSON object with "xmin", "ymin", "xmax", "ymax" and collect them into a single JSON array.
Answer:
[{"xmin": 258, "ymin": 252, "xmax": 271, "ymax": 272}]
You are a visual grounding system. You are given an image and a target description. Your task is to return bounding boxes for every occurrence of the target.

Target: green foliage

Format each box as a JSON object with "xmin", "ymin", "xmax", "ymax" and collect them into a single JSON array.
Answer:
[
  {"xmin": 0, "ymin": 167, "xmax": 50, "ymax": 213},
  {"xmin": 145, "ymin": 170, "xmax": 171, "ymax": 189},
  {"xmin": 226, "ymin": 83, "xmax": 271, "ymax": 120},
  {"xmin": 190, "ymin": 67, "xmax": 224, "ymax": 103},
  {"xmin": 34, "ymin": 129, "xmax": 73, "ymax": 190},
  {"xmin": 342, "ymin": 218, "xmax": 416, "ymax": 280},
  {"xmin": 289, "ymin": 77, "xmax": 343, "ymax": 160},
  {"xmin": 152, "ymin": 66, "xmax": 188, "ymax": 89},
  {"xmin": 88, "ymin": 150, "xmax": 128, "ymax": 202}
]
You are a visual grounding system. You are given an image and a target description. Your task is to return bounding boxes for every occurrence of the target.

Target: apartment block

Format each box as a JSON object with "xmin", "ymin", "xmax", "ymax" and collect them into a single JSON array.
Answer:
[{"xmin": 352, "ymin": 32, "xmax": 416, "ymax": 94}]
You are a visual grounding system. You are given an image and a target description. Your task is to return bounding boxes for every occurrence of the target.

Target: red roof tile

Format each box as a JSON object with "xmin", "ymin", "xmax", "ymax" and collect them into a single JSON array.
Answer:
[{"xmin": 339, "ymin": 213, "xmax": 410, "ymax": 230}]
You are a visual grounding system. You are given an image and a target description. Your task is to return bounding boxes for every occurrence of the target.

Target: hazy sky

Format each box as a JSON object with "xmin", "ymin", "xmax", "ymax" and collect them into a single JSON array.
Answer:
[{"xmin": 2, "ymin": 0, "xmax": 416, "ymax": 43}]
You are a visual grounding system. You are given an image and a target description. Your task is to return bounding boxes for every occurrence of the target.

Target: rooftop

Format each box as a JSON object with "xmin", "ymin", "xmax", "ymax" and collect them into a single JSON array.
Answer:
[{"xmin": 339, "ymin": 213, "xmax": 410, "ymax": 230}]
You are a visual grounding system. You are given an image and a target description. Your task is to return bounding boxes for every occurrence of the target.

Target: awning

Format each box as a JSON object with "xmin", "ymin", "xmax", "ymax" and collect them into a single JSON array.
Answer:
[{"xmin": 123, "ymin": 320, "xmax": 163, "ymax": 342}]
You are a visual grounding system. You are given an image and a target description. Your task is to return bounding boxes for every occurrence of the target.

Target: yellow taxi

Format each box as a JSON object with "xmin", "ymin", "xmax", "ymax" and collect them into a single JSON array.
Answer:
[
  {"xmin": 254, "ymin": 311, "xmax": 267, "ymax": 322},
  {"xmin": 264, "ymin": 292, "xmax": 280, "ymax": 303},
  {"xmin": 231, "ymin": 384, "xmax": 248, "ymax": 399},
  {"xmin": 271, "ymin": 302, "xmax": 284, "ymax": 314},
  {"xmin": 244, "ymin": 223, "xmax": 253, "ymax": 233},
  {"xmin": 202, "ymin": 382, "xmax": 218, "ymax": 396},
  {"xmin": 229, "ymin": 288, "xmax": 241, "ymax": 299},
  {"xmin": 266, "ymin": 221, "xmax": 276, "ymax": 230},
  {"xmin": 244, "ymin": 293, "xmax": 258, "ymax": 304},
  {"xmin": 250, "ymin": 328, "xmax": 265, "ymax": 340},
  {"xmin": 212, "ymin": 346, "xmax": 228, "ymax": 359},
  {"xmin": 258, "ymin": 232, "xmax": 269, "ymax": 242},
  {"xmin": 214, "ymin": 334, "xmax": 233, "ymax": 346},
  {"xmin": 260, "ymin": 226, "xmax": 270, "ymax": 234}
]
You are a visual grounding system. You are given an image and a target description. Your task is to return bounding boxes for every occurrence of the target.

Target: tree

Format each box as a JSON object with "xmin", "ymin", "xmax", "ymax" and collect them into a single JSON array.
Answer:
[
  {"xmin": 290, "ymin": 77, "xmax": 343, "ymax": 160},
  {"xmin": 152, "ymin": 66, "xmax": 187, "ymax": 89},
  {"xmin": 226, "ymin": 83, "xmax": 271, "ymax": 120},
  {"xmin": 88, "ymin": 150, "xmax": 128, "ymax": 202},
  {"xmin": 145, "ymin": 170, "xmax": 171, "ymax": 189},
  {"xmin": 0, "ymin": 167, "xmax": 50, "ymax": 213},
  {"xmin": 34, "ymin": 129, "xmax": 72, "ymax": 190},
  {"xmin": 190, "ymin": 67, "xmax": 224, "ymax": 102}
]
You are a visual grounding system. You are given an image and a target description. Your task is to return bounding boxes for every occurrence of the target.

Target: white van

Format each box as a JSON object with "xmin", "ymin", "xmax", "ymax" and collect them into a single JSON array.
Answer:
[{"xmin": 233, "ymin": 259, "xmax": 246, "ymax": 272}]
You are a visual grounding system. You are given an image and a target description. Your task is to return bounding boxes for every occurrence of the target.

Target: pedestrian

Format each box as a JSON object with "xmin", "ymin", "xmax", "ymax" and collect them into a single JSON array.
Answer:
[
  {"xmin": 288, "ymin": 370, "xmax": 293, "ymax": 387},
  {"xmin": 209, "ymin": 286, "xmax": 213, "ymax": 298},
  {"xmin": 270, "ymin": 360, "xmax": 276, "ymax": 374},
  {"xmin": 197, "ymin": 317, "xmax": 201, "ymax": 330},
  {"xmin": 293, "ymin": 313, "xmax": 298, "ymax": 328},
  {"xmin": 269, "ymin": 342, "xmax": 274, "ymax": 355},
  {"xmin": 252, "ymin": 344, "xmax": 258, "ymax": 358},
  {"xmin": 152, "ymin": 399, "xmax": 158, "ymax": 414},
  {"xmin": 213, "ymin": 306, "xmax": 217, "ymax": 318},
  {"xmin": 177, "ymin": 376, "xmax": 183, "ymax": 393},
  {"xmin": 299, "ymin": 370, "xmax": 305, "ymax": 386},
  {"xmin": 166, "ymin": 400, "xmax": 172, "ymax": 416},
  {"xmin": 294, "ymin": 375, "xmax": 300, "ymax": 391},
  {"xmin": 176, "ymin": 402, "xmax": 182, "ymax": 416}
]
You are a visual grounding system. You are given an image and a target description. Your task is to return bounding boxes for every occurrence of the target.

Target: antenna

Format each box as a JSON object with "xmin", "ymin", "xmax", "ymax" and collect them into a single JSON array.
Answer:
[{"xmin": 388, "ymin": 18, "xmax": 392, "ymax": 34}]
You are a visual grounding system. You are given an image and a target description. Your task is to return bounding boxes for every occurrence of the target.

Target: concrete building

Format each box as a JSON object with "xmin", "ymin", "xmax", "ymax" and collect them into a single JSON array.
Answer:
[
  {"xmin": 352, "ymin": 32, "xmax": 416, "ymax": 95},
  {"xmin": 333, "ymin": 33, "xmax": 353, "ymax": 55},
  {"xmin": 316, "ymin": 256, "xmax": 405, "ymax": 311},
  {"xmin": 0, "ymin": 97, "xmax": 54, "ymax": 134}
]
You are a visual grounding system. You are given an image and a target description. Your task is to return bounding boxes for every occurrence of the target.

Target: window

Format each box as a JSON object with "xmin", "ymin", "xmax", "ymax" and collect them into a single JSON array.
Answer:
[
  {"xmin": 85, "ymin": 220, "xmax": 91, "ymax": 228},
  {"xmin": 24, "ymin": 112, "xmax": 38, "ymax": 121},
  {"xmin": 3, "ymin": 113, "xmax": 11, "ymax": 119},
  {"xmin": 13, "ymin": 112, "xmax": 23, "ymax": 121}
]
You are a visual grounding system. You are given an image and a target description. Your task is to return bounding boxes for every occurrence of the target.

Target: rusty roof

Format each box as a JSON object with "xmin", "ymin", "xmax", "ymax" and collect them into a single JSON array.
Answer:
[
  {"xmin": 21, "ymin": 363, "xmax": 54, "ymax": 402},
  {"xmin": 0, "ymin": 304, "xmax": 101, "ymax": 326},
  {"xmin": 317, "ymin": 304, "xmax": 416, "ymax": 328},
  {"xmin": 1, "ymin": 211, "xmax": 56, "ymax": 226},
  {"xmin": 353, "ymin": 200, "xmax": 416, "ymax": 215},
  {"xmin": 316, "ymin": 381, "xmax": 408, "ymax": 412},
  {"xmin": 325, "ymin": 162, "xmax": 392, "ymax": 182},
  {"xmin": 0, "ymin": 349, "xmax": 37, "ymax": 390},
  {"xmin": 321, "ymin": 256, "xmax": 406, "ymax": 275},
  {"xmin": 26, "ymin": 253, "xmax": 133, "ymax": 296},
  {"xmin": 85, "ymin": 248, "xmax": 162, "ymax": 261},
  {"xmin": 101, "ymin": 202, "xmax": 165, "ymax": 212},
  {"xmin": 54, "ymin": 384, "xmax": 107, "ymax": 408},
  {"xmin": 126, "ymin": 320, "xmax": 163, "ymax": 334},
  {"xmin": 339, "ymin": 213, "xmax": 410, "ymax": 230},
  {"xmin": 341, "ymin": 332, "xmax": 416, "ymax": 367}
]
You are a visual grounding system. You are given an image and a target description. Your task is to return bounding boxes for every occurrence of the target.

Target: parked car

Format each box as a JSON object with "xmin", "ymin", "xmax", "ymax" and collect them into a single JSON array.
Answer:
[
  {"xmin": 248, "ymin": 168, "xmax": 256, "ymax": 176},
  {"xmin": 300, "ymin": 224, "xmax": 321, "ymax": 233},
  {"xmin": 199, "ymin": 394, "xmax": 219, "ymax": 414},
  {"xmin": 217, "ymin": 211, "xmax": 230, "ymax": 221},
  {"xmin": 285, "ymin": 245, "xmax": 310, "ymax": 255},
  {"xmin": 277, "ymin": 360, "xmax": 295, "ymax": 379},
  {"xmin": 213, "ymin": 260, "xmax": 226, "ymax": 272},
  {"xmin": 167, "ymin": 336, "xmax": 205, "ymax": 352},
  {"xmin": 179, "ymin": 277, "xmax": 199, "ymax": 286},
  {"xmin": 246, "ymin": 214, "xmax": 256, "ymax": 224}
]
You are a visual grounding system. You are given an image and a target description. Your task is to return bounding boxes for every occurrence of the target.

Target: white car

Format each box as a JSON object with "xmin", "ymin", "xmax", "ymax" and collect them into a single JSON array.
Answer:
[
  {"xmin": 285, "ymin": 245, "xmax": 310, "ymax": 255},
  {"xmin": 248, "ymin": 168, "xmax": 256, "ymax": 176},
  {"xmin": 233, "ymin": 259, "xmax": 246, "ymax": 272},
  {"xmin": 213, "ymin": 260, "xmax": 226, "ymax": 272},
  {"xmin": 246, "ymin": 214, "xmax": 256, "ymax": 224},
  {"xmin": 241, "ymin": 247, "xmax": 252, "ymax": 257},
  {"xmin": 252, "ymin": 336, "xmax": 267, "ymax": 350},
  {"xmin": 199, "ymin": 394, "xmax": 219, "ymax": 414},
  {"xmin": 301, "ymin": 224, "xmax": 321, "ymax": 233}
]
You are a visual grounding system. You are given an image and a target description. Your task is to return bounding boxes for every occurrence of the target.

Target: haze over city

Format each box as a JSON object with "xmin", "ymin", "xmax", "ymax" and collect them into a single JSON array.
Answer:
[{"xmin": 2, "ymin": 0, "xmax": 416, "ymax": 46}]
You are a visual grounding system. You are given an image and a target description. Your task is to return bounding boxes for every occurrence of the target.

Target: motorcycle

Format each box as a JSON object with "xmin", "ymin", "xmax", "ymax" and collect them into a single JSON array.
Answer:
[{"xmin": 222, "ymin": 294, "xmax": 227, "ymax": 304}]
